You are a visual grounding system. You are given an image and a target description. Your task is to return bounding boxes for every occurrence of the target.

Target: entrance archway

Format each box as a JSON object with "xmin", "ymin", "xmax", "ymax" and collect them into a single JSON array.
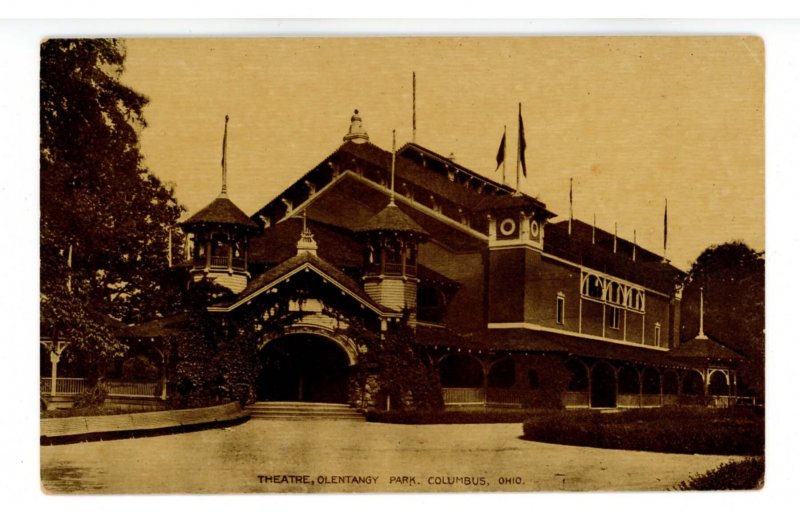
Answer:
[
  {"xmin": 591, "ymin": 362, "xmax": 617, "ymax": 408},
  {"xmin": 257, "ymin": 333, "xmax": 351, "ymax": 403}
]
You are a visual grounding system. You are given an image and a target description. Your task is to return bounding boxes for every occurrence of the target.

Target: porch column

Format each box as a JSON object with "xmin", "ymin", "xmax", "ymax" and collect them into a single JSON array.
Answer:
[{"xmin": 49, "ymin": 351, "xmax": 60, "ymax": 398}]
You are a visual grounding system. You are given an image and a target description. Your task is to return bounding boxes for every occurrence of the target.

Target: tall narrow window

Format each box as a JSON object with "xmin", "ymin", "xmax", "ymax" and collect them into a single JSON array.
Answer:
[
  {"xmin": 607, "ymin": 307, "xmax": 620, "ymax": 330},
  {"xmin": 654, "ymin": 323, "xmax": 661, "ymax": 346},
  {"xmin": 556, "ymin": 293, "xmax": 565, "ymax": 325}
]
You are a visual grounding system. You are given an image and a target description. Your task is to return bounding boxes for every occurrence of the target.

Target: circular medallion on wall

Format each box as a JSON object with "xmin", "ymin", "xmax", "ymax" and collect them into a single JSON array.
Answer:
[
  {"xmin": 499, "ymin": 218, "xmax": 516, "ymax": 236},
  {"xmin": 530, "ymin": 219, "xmax": 540, "ymax": 238}
]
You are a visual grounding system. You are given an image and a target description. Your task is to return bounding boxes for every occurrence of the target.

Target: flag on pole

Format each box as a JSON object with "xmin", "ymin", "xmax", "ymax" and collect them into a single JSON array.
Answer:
[
  {"xmin": 221, "ymin": 114, "xmax": 229, "ymax": 197},
  {"xmin": 568, "ymin": 178, "xmax": 573, "ymax": 235},
  {"xmin": 495, "ymin": 131, "xmax": 506, "ymax": 171},
  {"xmin": 518, "ymin": 104, "xmax": 527, "ymax": 178}
]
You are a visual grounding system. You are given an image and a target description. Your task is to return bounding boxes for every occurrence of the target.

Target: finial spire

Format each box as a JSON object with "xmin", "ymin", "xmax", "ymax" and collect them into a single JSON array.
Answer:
[
  {"xmin": 389, "ymin": 129, "xmax": 397, "ymax": 206},
  {"xmin": 697, "ymin": 286, "xmax": 708, "ymax": 339},
  {"xmin": 296, "ymin": 210, "xmax": 318, "ymax": 256},
  {"xmin": 220, "ymin": 114, "xmax": 229, "ymax": 198},
  {"xmin": 343, "ymin": 109, "xmax": 369, "ymax": 143}
]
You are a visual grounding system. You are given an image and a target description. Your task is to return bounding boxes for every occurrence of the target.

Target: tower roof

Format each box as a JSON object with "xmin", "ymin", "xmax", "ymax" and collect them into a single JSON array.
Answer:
[
  {"xmin": 354, "ymin": 202, "xmax": 428, "ymax": 237},
  {"xmin": 182, "ymin": 196, "xmax": 260, "ymax": 232}
]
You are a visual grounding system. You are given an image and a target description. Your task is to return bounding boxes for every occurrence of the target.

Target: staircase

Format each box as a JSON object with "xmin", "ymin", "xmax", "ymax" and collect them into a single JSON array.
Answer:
[{"xmin": 246, "ymin": 401, "xmax": 365, "ymax": 421}]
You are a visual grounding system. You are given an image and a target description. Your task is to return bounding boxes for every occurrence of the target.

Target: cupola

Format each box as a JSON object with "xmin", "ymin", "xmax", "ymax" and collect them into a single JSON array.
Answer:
[{"xmin": 181, "ymin": 116, "xmax": 260, "ymax": 294}]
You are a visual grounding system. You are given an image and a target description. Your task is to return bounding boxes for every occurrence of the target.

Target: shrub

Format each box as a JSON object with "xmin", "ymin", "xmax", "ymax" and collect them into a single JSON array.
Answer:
[
  {"xmin": 675, "ymin": 457, "xmax": 764, "ymax": 490},
  {"xmin": 521, "ymin": 408, "xmax": 763, "ymax": 455},
  {"xmin": 73, "ymin": 383, "xmax": 108, "ymax": 408}
]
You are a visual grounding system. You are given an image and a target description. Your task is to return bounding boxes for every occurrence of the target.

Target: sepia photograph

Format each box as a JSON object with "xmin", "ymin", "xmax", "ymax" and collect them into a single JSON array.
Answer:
[{"xmin": 38, "ymin": 35, "xmax": 765, "ymax": 494}]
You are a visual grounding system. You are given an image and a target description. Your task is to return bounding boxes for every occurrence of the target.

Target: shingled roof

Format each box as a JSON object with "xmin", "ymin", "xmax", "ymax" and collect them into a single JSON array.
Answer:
[
  {"xmin": 418, "ymin": 327, "xmax": 711, "ymax": 369},
  {"xmin": 182, "ymin": 196, "xmax": 260, "ymax": 231},
  {"xmin": 669, "ymin": 335, "xmax": 744, "ymax": 363},
  {"xmin": 355, "ymin": 202, "xmax": 429, "ymax": 236}
]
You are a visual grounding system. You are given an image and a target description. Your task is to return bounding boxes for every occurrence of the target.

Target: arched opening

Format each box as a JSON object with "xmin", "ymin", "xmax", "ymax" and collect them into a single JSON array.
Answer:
[
  {"xmin": 591, "ymin": 362, "xmax": 617, "ymax": 408},
  {"xmin": 662, "ymin": 371, "xmax": 679, "ymax": 395},
  {"xmin": 439, "ymin": 354, "xmax": 484, "ymax": 387},
  {"xmin": 708, "ymin": 371, "xmax": 730, "ymax": 396},
  {"xmin": 487, "ymin": 357, "xmax": 515, "ymax": 388},
  {"xmin": 257, "ymin": 333, "xmax": 350, "ymax": 403},
  {"xmin": 642, "ymin": 367, "xmax": 661, "ymax": 395},
  {"xmin": 682, "ymin": 371, "xmax": 705, "ymax": 396},
  {"xmin": 566, "ymin": 359, "xmax": 589, "ymax": 391},
  {"xmin": 618, "ymin": 365, "xmax": 640, "ymax": 395}
]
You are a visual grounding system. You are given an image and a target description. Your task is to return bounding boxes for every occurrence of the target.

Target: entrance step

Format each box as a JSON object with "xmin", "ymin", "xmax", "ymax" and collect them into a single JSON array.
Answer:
[{"xmin": 246, "ymin": 401, "xmax": 364, "ymax": 421}]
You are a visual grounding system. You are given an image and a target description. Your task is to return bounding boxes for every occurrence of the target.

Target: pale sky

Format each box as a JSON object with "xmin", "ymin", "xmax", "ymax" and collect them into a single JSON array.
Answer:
[{"xmin": 121, "ymin": 37, "xmax": 764, "ymax": 270}]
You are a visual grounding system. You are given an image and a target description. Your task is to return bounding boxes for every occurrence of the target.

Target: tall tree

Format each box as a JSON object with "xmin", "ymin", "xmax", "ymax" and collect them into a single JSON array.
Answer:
[
  {"xmin": 680, "ymin": 241, "xmax": 765, "ymax": 396},
  {"xmin": 40, "ymin": 39, "xmax": 184, "ymax": 377}
]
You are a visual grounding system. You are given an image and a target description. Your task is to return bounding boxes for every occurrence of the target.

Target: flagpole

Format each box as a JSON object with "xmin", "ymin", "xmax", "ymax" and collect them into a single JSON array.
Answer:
[
  {"xmin": 515, "ymin": 103, "xmax": 521, "ymax": 195},
  {"xmin": 633, "ymin": 229, "xmax": 637, "ymax": 261},
  {"xmin": 390, "ymin": 129, "xmax": 396, "ymax": 205},
  {"xmin": 613, "ymin": 222, "xmax": 618, "ymax": 254},
  {"xmin": 412, "ymin": 72, "xmax": 416, "ymax": 144},
  {"xmin": 592, "ymin": 213, "xmax": 596, "ymax": 244},
  {"xmin": 663, "ymin": 197, "xmax": 668, "ymax": 263}
]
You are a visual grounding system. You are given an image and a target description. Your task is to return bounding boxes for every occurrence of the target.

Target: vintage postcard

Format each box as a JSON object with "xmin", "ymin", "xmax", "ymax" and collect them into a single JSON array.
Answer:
[{"xmin": 39, "ymin": 36, "xmax": 764, "ymax": 493}]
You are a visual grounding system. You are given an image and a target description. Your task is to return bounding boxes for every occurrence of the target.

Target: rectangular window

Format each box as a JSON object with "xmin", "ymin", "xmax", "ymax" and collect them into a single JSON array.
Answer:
[
  {"xmin": 606, "ymin": 307, "xmax": 620, "ymax": 330},
  {"xmin": 556, "ymin": 294, "xmax": 565, "ymax": 325},
  {"xmin": 654, "ymin": 323, "xmax": 661, "ymax": 346}
]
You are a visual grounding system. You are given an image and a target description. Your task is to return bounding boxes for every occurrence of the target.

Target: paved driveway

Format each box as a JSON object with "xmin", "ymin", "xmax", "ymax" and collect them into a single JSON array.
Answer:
[{"xmin": 41, "ymin": 420, "xmax": 740, "ymax": 493}]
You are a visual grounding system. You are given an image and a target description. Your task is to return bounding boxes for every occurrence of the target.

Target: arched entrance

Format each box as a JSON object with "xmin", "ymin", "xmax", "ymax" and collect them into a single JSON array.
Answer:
[
  {"xmin": 591, "ymin": 362, "xmax": 617, "ymax": 408},
  {"xmin": 257, "ymin": 333, "xmax": 351, "ymax": 403}
]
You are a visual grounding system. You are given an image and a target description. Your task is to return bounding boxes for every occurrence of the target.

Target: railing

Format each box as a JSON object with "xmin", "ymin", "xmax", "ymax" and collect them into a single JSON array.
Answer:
[
  {"xmin": 486, "ymin": 388, "xmax": 525, "ymax": 405},
  {"xmin": 231, "ymin": 257, "xmax": 246, "ymax": 270},
  {"xmin": 40, "ymin": 378, "xmax": 159, "ymax": 398},
  {"xmin": 209, "ymin": 255, "xmax": 229, "ymax": 268},
  {"xmin": 384, "ymin": 262, "xmax": 404, "ymax": 275},
  {"xmin": 107, "ymin": 381, "xmax": 159, "ymax": 397},
  {"xmin": 442, "ymin": 387, "xmax": 486, "ymax": 405},
  {"xmin": 40, "ymin": 377, "xmax": 88, "ymax": 395}
]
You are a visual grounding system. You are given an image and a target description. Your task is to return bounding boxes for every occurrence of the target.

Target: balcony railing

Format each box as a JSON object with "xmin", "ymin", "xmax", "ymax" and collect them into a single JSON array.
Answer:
[
  {"xmin": 40, "ymin": 378, "xmax": 159, "ymax": 398},
  {"xmin": 209, "ymin": 255, "xmax": 229, "ymax": 268}
]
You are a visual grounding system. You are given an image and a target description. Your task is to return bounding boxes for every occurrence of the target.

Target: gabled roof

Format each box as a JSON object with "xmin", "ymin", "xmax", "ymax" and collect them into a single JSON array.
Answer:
[
  {"xmin": 209, "ymin": 250, "xmax": 399, "ymax": 316},
  {"xmin": 182, "ymin": 196, "xmax": 260, "ymax": 231}
]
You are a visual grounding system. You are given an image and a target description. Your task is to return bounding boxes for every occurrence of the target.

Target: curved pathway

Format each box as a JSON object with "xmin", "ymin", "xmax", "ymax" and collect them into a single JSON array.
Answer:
[{"xmin": 41, "ymin": 420, "xmax": 740, "ymax": 493}]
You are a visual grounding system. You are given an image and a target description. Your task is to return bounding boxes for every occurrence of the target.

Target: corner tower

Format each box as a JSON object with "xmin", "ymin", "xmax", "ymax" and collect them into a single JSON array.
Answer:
[
  {"xmin": 354, "ymin": 128, "xmax": 428, "ymax": 321},
  {"xmin": 181, "ymin": 116, "xmax": 260, "ymax": 293}
]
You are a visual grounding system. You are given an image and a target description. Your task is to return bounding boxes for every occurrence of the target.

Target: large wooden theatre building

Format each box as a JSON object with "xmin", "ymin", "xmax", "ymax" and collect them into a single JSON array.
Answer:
[{"xmin": 177, "ymin": 110, "xmax": 743, "ymax": 411}]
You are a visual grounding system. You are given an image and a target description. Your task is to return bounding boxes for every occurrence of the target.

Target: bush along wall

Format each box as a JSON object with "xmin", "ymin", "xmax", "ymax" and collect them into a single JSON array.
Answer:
[{"xmin": 521, "ymin": 407, "xmax": 764, "ymax": 456}]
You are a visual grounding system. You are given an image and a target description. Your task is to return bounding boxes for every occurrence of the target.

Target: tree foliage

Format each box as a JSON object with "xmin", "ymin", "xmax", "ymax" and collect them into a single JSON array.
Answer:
[
  {"xmin": 681, "ymin": 241, "xmax": 765, "ymax": 395},
  {"xmin": 40, "ymin": 39, "xmax": 184, "ymax": 377},
  {"xmin": 350, "ymin": 314, "xmax": 444, "ymax": 411}
]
